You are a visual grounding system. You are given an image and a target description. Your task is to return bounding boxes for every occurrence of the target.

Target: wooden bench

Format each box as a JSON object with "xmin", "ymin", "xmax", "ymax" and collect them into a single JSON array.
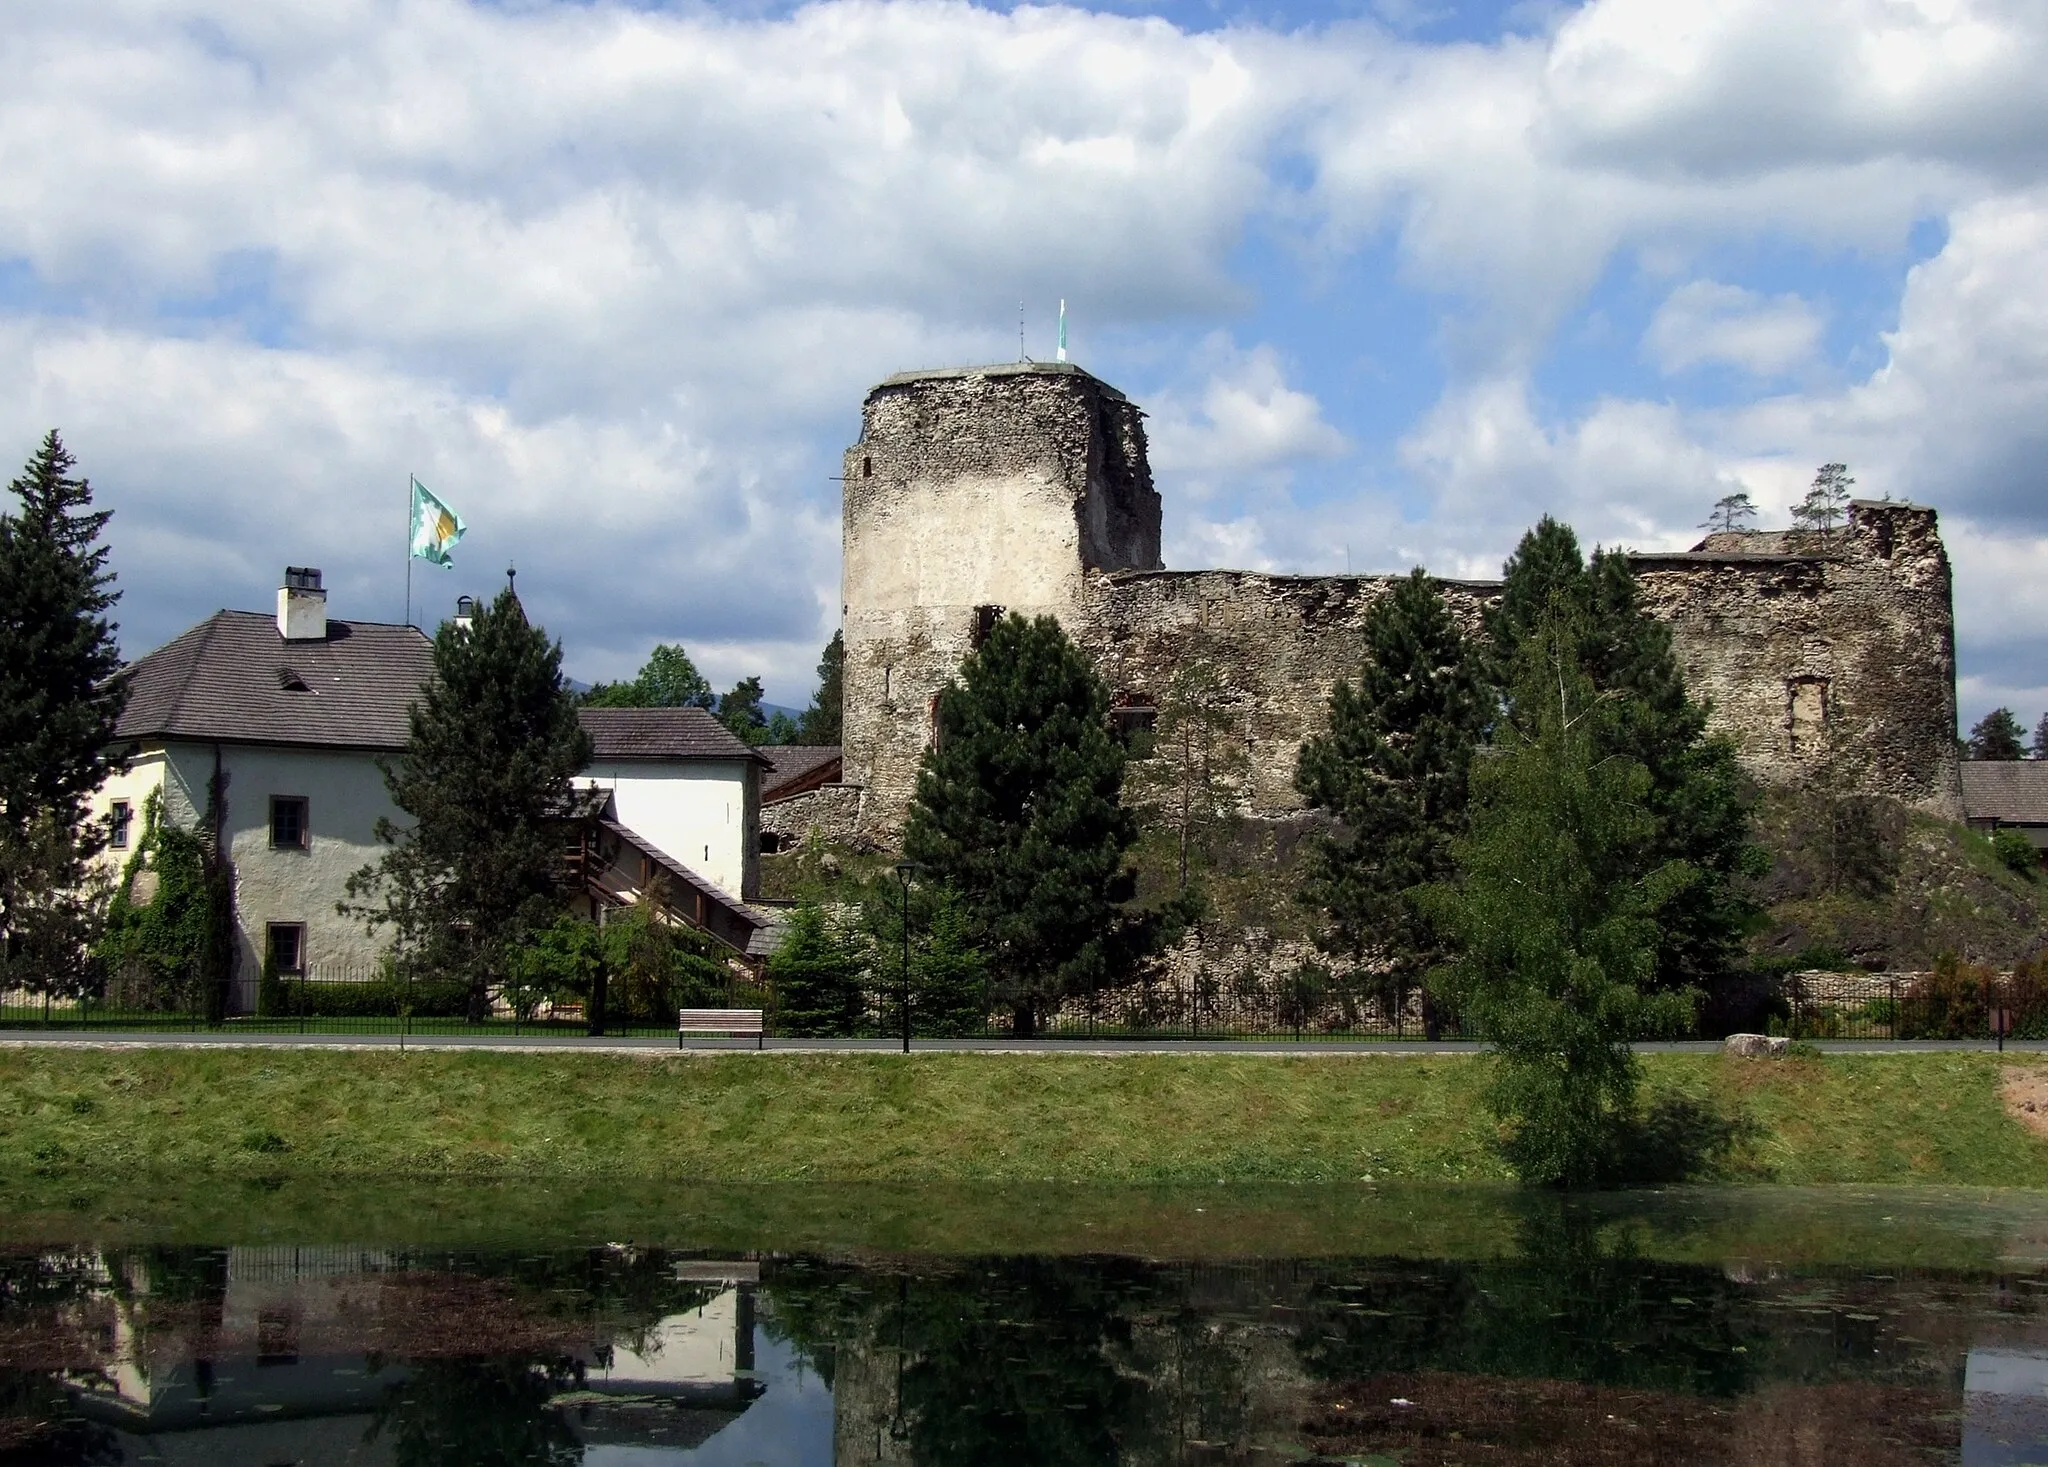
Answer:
[{"xmin": 678, "ymin": 1008, "xmax": 766, "ymax": 1049}]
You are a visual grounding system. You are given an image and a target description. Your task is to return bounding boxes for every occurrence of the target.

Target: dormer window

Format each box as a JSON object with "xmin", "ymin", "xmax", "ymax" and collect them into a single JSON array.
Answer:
[{"xmin": 277, "ymin": 666, "xmax": 310, "ymax": 692}]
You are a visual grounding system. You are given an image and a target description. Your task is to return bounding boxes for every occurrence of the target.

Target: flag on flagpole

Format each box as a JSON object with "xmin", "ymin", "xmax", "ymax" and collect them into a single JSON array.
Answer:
[
  {"xmin": 1056, "ymin": 299, "xmax": 1068, "ymax": 363},
  {"xmin": 409, "ymin": 477, "xmax": 466, "ymax": 568}
]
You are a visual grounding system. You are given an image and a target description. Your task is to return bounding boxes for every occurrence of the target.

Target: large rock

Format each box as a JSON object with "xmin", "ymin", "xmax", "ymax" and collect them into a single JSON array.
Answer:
[{"xmin": 1725, "ymin": 1033, "xmax": 1791, "ymax": 1058}]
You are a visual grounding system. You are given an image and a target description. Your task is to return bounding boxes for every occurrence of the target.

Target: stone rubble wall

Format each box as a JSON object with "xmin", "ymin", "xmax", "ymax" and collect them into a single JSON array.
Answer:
[{"xmin": 760, "ymin": 784, "xmax": 866, "ymax": 851}]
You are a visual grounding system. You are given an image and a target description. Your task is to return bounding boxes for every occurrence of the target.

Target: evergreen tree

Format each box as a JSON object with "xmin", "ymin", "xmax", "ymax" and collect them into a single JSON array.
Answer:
[
  {"xmin": 2034, "ymin": 712, "xmax": 2048, "ymax": 761},
  {"xmin": 861, "ymin": 876, "xmax": 991, "ymax": 1037},
  {"xmin": 1486, "ymin": 520, "xmax": 1757, "ymax": 993},
  {"xmin": 346, "ymin": 586, "xmax": 591, "ymax": 1019},
  {"xmin": 797, "ymin": 630, "xmax": 844, "ymax": 745},
  {"xmin": 716, "ymin": 675, "xmax": 770, "ymax": 744},
  {"xmin": 1968, "ymin": 707, "xmax": 2027, "ymax": 761},
  {"xmin": 0, "ymin": 432, "xmax": 127, "ymax": 993},
  {"xmin": 1420, "ymin": 612, "xmax": 1697, "ymax": 1186},
  {"xmin": 1294, "ymin": 569, "xmax": 1486, "ymax": 1002},
  {"xmin": 902, "ymin": 613, "xmax": 1173, "ymax": 1035},
  {"xmin": 1791, "ymin": 462, "xmax": 1855, "ymax": 542},
  {"xmin": 581, "ymin": 642, "xmax": 716, "ymax": 709},
  {"xmin": 768, "ymin": 900, "xmax": 867, "ymax": 1036},
  {"xmin": 1700, "ymin": 491, "xmax": 1758, "ymax": 535},
  {"xmin": 1124, "ymin": 635, "xmax": 1252, "ymax": 893}
]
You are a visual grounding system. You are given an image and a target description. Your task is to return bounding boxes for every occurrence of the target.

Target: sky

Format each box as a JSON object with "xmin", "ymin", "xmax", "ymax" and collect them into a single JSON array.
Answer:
[{"xmin": 3, "ymin": 0, "xmax": 2045, "ymax": 729}]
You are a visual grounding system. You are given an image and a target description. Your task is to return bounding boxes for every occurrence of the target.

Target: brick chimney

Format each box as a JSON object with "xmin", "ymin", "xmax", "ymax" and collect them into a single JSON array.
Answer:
[{"xmin": 278, "ymin": 566, "xmax": 327, "ymax": 641}]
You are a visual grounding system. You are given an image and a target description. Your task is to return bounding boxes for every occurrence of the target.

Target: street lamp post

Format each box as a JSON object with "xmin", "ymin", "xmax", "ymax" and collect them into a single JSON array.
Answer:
[{"xmin": 894, "ymin": 862, "xmax": 917, "ymax": 1054}]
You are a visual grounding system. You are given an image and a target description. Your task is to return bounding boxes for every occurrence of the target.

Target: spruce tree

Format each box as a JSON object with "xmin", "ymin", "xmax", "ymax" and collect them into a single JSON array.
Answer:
[
  {"xmin": 768, "ymin": 900, "xmax": 867, "ymax": 1036},
  {"xmin": 1420, "ymin": 612, "xmax": 1697, "ymax": 1186},
  {"xmin": 797, "ymin": 630, "xmax": 844, "ymax": 745},
  {"xmin": 346, "ymin": 586, "xmax": 592, "ymax": 1019},
  {"xmin": 860, "ymin": 876, "xmax": 991, "ymax": 1037},
  {"xmin": 2034, "ymin": 713, "xmax": 2048, "ymax": 762},
  {"xmin": 717, "ymin": 676, "xmax": 769, "ymax": 744},
  {"xmin": 1968, "ymin": 708, "xmax": 2026, "ymax": 761},
  {"xmin": 902, "ymin": 613, "xmax": 1168, "ymax": 1035},
  {"xmin": 0, "ymin": 432, "xmax": 126, "ymax": 841},
  {"xmin": 1294, "ymin": 569, "xmax": 1485, "ymax": 1003},
  {"xmin": 0, "ymin": 432, "xmax": 126, "ymax": 995},
  {"xmin": 1486, "ymin": 521, "xmax": 1757, "ymax": 993}
]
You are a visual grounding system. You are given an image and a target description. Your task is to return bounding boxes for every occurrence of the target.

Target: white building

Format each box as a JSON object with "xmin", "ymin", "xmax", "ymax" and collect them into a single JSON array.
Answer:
[
  {"xmin": 94, "ymin": 568, "xmax": 433, "ymax": 1002},
  {"xmin": 93, "ymin": 569, "xmax": 768, "ymax": 1007},
  {"xmin": 576, "ymin": 708, "xmax": 767, "ymax": 902}
]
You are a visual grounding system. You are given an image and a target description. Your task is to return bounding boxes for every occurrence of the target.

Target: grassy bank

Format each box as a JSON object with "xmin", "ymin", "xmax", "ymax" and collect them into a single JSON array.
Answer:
[{"xmin": 0, "ymin": 1048, "xmax": 2043, "ymax": 1188}]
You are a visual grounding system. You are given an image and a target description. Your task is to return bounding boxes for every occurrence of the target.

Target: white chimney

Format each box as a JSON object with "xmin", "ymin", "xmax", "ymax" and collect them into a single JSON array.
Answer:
[{"xmin": 278, "ymin": 566, "xmax": 327, "ymax": 641}]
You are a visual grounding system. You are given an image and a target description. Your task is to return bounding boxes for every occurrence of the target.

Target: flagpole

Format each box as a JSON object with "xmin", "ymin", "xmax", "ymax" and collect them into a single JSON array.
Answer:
[{"xmin": 404, "ymin": 476, "xmax": 413, "ymax": 629}]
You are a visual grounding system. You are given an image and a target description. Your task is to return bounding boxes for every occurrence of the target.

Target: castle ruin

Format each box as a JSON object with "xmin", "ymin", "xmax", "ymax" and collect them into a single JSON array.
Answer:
[{"xmin": 825, "ymin": 362, "xmax": 1961, "ymax": 846}]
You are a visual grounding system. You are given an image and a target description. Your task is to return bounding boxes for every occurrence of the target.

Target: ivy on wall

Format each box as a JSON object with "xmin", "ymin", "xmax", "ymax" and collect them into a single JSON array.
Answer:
[{"xmin": 98, "ymin": 788, "xmax": 233, "ymax": 1020}]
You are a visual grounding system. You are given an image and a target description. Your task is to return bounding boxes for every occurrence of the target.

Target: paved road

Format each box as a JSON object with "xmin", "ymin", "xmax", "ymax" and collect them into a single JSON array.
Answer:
[{"xmin": 0, "ymin": 1030, "xmax": 2042, "ymax": 1057}]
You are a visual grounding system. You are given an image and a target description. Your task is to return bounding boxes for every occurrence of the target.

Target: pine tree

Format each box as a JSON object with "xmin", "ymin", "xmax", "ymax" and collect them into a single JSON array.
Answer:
[
  {"xmin": 901, "ymin": 613, "xmax": 1170, "ymax": 1036},
  {"xmin": 768, "ymin": 900, "xmax": 867, "ymax": 1036},
  {"xmin": 1294, "ymin": 569, "xmax": 1486, "ymax": 1003},
  {"xmin": 797, "ymin": 631, "xmax": 844, "ymax": 745},
  {"xmin": 1700, "ymin": 492, "xmax": 1757, "ymax": 535},
  {"xmin": 0, "ymin": 432, "xmax": 127, "ymax": 995},
  {"xmin": 1419, "ymin": 612, "xmax": 1697, "ymax": 1186},
  {"xmin": 1968, "ymin": 707, "xmax": 2027, "ymax": 761},
  {"xmin": 1486, "ymin": 522, "xmax": 1757, "ymax": 993},
  {"xmin": 1791, "ymin": 462, "xmax": 1855, "ymax": 542},
  {"xmin": 346, "ymin": 586, "xmax": 591, "ymax": 1019},
  {"xmin": 2034, "ymin": 713, "xmax": 2048, "ymax": 762},
  {"xmin": 716, "ymin": 675, "xmax": 770, "ymax": 744}
]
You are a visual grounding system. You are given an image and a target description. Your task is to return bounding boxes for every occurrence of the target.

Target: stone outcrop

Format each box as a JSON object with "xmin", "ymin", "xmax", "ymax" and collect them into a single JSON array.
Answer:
[{"xmin": 839, "ymin": 363, "xmax": 1964, "ymax": 844}]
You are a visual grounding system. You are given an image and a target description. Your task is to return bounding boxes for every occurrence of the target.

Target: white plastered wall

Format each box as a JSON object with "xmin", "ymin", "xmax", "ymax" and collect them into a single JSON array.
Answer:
[{"xmin": 578, "ymin": 760, "xmax": 754, "ymax": 901}]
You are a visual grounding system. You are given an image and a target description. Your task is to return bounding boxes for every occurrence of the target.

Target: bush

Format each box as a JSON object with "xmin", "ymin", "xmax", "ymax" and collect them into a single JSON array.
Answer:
[
  {"xmin": 1899, "ymin": 952, "xmax": 1991, "ymax": 1039},
  {"xmin": 276, "ymin": 976, "xmax": 471, "ymax": 1019},
  {"xmin": 1993, "ymin": 828, "xmax": 2040, "ymax": 880},
  {"xmin": 2005, "ymin": 953, "xmax": 2048, "ymax": 1041}
]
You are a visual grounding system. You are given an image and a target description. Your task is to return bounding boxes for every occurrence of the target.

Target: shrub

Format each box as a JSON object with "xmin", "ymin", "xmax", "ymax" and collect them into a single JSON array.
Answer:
[
  {"xmin": 276, "ymin": 976, "xmax": 470, "ymax": 1019},
  {"xmin": 2005, "ymin": 953, "xmax": 2048, "ymax": 1041},
  {"xmin": 1899, "ymin": 952, "xmax": 1991, "ymax": 1040},
  {"xmin": 1993, "ymin": 828, "xmax": 2040, "ymax": 880}
]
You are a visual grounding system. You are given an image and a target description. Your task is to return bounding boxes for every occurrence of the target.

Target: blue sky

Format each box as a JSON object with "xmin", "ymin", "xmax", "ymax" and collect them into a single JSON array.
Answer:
[{"xmin": 3, "ymin": 0, "xmax": 2046, "ymax": 733}]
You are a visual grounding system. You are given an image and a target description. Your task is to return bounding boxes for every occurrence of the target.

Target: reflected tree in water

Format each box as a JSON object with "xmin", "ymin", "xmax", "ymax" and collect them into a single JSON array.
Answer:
[{"xmin": 370, "ymin": 1357, "xmax": 584, "ymax": 1467}]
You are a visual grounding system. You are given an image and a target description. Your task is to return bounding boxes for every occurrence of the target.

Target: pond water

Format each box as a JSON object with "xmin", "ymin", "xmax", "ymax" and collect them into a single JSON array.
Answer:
[{"xmin": 2, "ymin": 1183, "xmax": 2046, "ymax": 1465}]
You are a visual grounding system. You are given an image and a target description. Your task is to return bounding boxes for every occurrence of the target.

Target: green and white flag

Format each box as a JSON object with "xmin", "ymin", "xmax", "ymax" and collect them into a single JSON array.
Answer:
[{"xmin": 409, "ymin": 477, "xmax": 466, "ymax": 568}]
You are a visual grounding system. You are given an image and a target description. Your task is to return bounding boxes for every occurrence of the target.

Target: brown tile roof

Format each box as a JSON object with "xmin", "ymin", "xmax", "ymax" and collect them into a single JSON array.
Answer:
[
  {"xmin": 115, "ymin": 610, "xmax": 434, "ymax": 752},
  {"xmin": 1961, "ymin": 761, "xmax": 2048, "ymax": 825},
  {"xmin": 577, "ymin": 708, "xmax": 769, "ymax": 764},
  {"xmin": 758, "ymin": 744, "xmax": 842, "ymax": 801}
]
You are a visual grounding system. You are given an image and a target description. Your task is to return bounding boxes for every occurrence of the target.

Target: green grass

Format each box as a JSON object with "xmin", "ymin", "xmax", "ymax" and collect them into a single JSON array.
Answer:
[{"xmin": 1, "ymin": 1048, "xmax": 2044, "ymax": 1189}]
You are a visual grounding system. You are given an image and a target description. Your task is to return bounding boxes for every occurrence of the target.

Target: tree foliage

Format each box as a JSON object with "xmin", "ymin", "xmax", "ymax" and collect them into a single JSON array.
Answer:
[
  {"xmin": 347, "ymin": 587, "xmax": 591, "ymax": 1018},
  {"xmin": 1791, "ymin": 462, "xmax": 1855, "ymax": 540},
  {"xmin": 903, "ymin": 613, "xmax": 1179, "ymax": 1034},
  {"xmin": 581, "ymin": 643, "xmax": 716, "ymax": 709},
  {"xmin": 1487, "ymin": 518, "xmax": 1758, "ymax": 993},
  {"xmin": 98, "ymin": 792, "xmax": 232, "ymax": 1015},
  {"xmin": 0, "ymin": 432, "xmax": 127, "ymax": 991},
  {"xmin": 1294, "ymin": 569, "xmax": 1486, "ymax": 995},
  {"xmin": 1124, "ymin": 634, "xmax": 1252, "ymax": 893},
  {"xmin": 1420, "ymin": 612, "xmax": 1697, "ymax": 1187},
  {"xmin": 859, "ymin": 876, "xmax": 991, "ymax": 1037},
  {"xmin": 768, "ymin": 900, "xmax": 867, "ymax": 1036},
  {"xmin": 2034, "ymin": 712, "xmax": 2048, "ymax": 762},
  {"xmin": 797, "ymin": 630, "xmax": 844, "ymax": 745},
  {"xmin": 1968, "ymin": 707, "xmax": 2027, "ymax": 761},
  {"xmin": 1699, "ymin": 492, "xmax": 1757, "ymax": 535}
]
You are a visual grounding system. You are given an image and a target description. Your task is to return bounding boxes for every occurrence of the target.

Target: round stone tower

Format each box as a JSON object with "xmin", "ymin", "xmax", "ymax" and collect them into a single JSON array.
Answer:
[{"xmin": 840, "ymin": 362, "xmax": 1162, "ymax": 841}]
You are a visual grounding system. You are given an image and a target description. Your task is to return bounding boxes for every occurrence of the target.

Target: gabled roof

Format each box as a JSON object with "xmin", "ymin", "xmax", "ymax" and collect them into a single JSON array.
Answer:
[
  {"xmin": 578, "ymin": 708, "xmax": 769, "ymax": 765},
  {"xmin": 115, "ymin": 611, "xmax": 434, "ymax": 752},
  {"xmin": 1961, "ymin": 761, "xmax": 2048, "ymax": 825},
  {"xmin": 758, "ymin": 744, "xmax": 842, "ymax": 802}
]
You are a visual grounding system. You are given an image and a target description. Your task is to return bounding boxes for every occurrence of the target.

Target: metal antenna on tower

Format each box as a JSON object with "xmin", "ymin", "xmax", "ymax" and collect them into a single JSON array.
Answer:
[{"xmin": 1019, "ymin": 300, "xmax": 1026, "ymax": 361}]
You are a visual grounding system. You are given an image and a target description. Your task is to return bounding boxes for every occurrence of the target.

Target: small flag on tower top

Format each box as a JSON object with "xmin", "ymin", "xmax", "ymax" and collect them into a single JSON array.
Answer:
[
  {"xmin": 409, "ymin": 477, "xmax": 466, "ymax": 568},
  {"xmin": 1056, "ymin": 299, "xmax": 1068, "ymax": 363}
]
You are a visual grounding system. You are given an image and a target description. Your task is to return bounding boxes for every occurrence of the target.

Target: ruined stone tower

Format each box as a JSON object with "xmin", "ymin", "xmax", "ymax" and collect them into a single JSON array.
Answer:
[
  {"xmin": 835, "ymin": 362, "xmax": 1963, "ymax": 845},
  {"xmin": 841, "ymin": 363, "xmax": 1162, "ymax": 831}
]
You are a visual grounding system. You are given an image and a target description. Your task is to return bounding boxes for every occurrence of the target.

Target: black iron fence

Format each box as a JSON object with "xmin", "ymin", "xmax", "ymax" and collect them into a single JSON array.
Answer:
[{"xmin": 3, "ymin": 964, "xmax": 2042, "ymax": 1043}]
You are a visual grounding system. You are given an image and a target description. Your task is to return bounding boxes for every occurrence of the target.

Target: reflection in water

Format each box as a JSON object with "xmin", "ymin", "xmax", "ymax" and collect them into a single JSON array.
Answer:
[{"xmin": 0, "ymin": 1200, "xmax": 2044, "ymax": 1465}]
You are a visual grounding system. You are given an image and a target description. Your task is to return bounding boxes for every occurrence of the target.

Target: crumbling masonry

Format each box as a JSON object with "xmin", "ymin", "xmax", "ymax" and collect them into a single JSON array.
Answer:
[{"xmin": 827, "ymin": 362, "xmax": 1961, "ymax": 846}]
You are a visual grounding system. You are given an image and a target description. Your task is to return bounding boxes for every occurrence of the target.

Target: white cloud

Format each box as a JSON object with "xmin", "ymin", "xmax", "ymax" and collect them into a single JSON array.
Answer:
[
  {"xmin": 1147, "ymin": 339, "xmax": 1348, "ymax": 494},
  {"xmin": 1643, "ymin": 280, "xmax": 1824, "ymax": 376}
]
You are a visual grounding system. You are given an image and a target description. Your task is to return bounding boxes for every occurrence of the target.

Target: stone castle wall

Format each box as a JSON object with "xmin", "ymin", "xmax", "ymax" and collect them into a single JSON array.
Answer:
[{"xmin": 840, "ymin": 364, "xmax": 1963, "ymax": 842}]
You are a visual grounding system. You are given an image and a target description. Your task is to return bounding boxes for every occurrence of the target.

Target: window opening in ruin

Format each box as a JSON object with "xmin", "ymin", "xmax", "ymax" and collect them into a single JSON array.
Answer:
[
  {"xmin": 972, "ymin": 604, "xmax": 1005, "ymax": 649},
  {"xmin": 1109, "ymin": 701, "xmax": 1158, "ymax": 758},
  {"xmin": 883, "ymin": 665, "xmax": 892, "ymax": 702},
  {"xmin": 928, "ymin": 693, "xmax": 944, "ymax": 752},
  {"xmin": 1786, "ymin": 676, "xmax": 1829, "ymax": 753},
  {"xmin": 861, "ymin": 455, "xmax": 872, "ymax": 479}
]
